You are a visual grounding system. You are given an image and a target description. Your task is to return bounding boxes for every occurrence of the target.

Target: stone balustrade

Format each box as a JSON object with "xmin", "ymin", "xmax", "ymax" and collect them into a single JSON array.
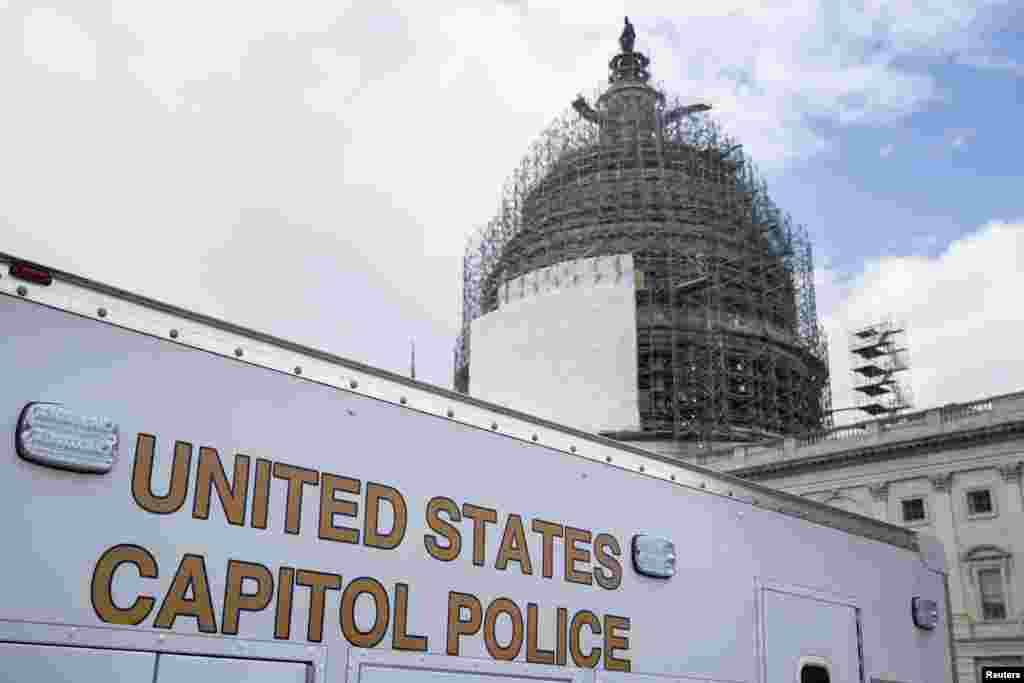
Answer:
[{"xmin": 700, "ymin": 390, "xmax": 1024, "ymax": 469}]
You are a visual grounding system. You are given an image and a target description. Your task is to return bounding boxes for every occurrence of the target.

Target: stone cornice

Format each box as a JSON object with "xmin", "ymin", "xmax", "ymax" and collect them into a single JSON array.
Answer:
[
  {"xmin": 725, "ymin": 419, "xmax": 1024, "ymax": 479},
  {"xmin": 955, "ymin": 635, "xmax": 1024, "ymax": 645},
  {"xmin": 999, "ymin": 462, "xmax": 1023, "ymax": 483}
]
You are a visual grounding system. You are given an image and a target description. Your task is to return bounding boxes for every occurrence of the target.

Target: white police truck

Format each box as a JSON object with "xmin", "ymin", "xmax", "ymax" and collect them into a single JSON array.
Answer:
[{"xmin": 0, "ymin": 252, "xmax": 955, "ymax": 683}]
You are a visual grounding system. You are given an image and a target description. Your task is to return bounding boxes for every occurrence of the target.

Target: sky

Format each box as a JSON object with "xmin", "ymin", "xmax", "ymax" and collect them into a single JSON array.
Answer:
[{"xmin": 2, "ymin": 0, "xmax": 1022, "ymax": 428}]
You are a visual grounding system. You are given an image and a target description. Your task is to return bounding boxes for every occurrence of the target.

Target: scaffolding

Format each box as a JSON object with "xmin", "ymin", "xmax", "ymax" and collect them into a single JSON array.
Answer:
[
  {"xmin": 454, "ymin": 39, "xmax": 831, "ymax": 446},
  {"xmin": 849, "ymin": 319, "xmax": 913, "ymax": 416}
]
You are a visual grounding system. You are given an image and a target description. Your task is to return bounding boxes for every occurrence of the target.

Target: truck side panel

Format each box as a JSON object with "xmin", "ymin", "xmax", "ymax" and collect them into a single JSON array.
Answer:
[{"xmin": 1, "ymin": 295, "xmax": 951, "ymax": 683}]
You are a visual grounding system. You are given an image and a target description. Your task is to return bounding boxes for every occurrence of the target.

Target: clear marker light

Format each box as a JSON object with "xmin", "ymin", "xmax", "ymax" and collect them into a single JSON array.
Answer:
[
  {"xmin": 17, "ymin": 403, "xmax": 119, "ymax": 474},
  {"xmin": 632, "ymin": 534, "xmax": 677, "ymax": 578},
  {"xmin": 912, "ymin": 597, "xmax": 939, "ymax": 630}
]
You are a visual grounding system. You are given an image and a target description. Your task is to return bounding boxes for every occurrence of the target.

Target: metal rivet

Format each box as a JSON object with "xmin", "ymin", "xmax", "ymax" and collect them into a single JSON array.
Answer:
[
  {"xmin": 400, "ymin": 396, "xmax": 407, "ymax": 405},
  {"xmin": 700, "ymin": 482, "xmax": 706, "ymax": 488},
  {"xmin": 670, "ymin": 474, "xmax": 677, "ymax": 481},
  {"xmin": 570, "ymin": 446, "xmax": 577, "ymax": 453},
  {"xmin": 170, "ymin": 329, "xmax": 179, "ymax": 339},
  {"xmin": 349, "ymin": 380, "xmax": 358, "ymax": 389},
  {"xmin": 294, "ymin": 366, "xmax": 302, "ymax": 375},
  {"xmin": 97, "ymin": 307, "xmax": 107, "ymax": 318},
  {"xmin": 491, "ymin": 422, "xmax": 498, "ymax": 430},
  {"xmin": 728, "ymin": 490, "xmax": 733, "ymax": 496},
  {"xmin": 447, "ymin": 409, "xmax": 455, "ymax": 418},
  {"xmin": 16, "ymin": 285, "xmax": 27, "ymax": 296},
  {"xmin": 235, "ymin": 348, "xmax": 244, "ymax": 357},
  {"xmin": 605, "ymin": 456, "xmax": 612, "ymax": 463},
  {"xmin": 639, "ymin": 465, "xmax": 645, "ymax": 472},
  {"xmin": 532, "ymin": 434, "xmax": 538, "ymax": 442}
]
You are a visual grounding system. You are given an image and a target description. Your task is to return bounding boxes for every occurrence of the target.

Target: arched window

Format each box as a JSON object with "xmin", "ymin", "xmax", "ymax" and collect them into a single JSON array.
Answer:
[{"xmin": 962, "ymin": 545, "xmax": 1014, "ymax": 621}]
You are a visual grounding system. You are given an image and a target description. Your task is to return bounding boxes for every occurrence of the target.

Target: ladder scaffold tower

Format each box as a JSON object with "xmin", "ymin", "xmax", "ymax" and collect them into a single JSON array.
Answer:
[{"xmin": 849, "ymin": 319, "xmax": 913, "ymax": 416}]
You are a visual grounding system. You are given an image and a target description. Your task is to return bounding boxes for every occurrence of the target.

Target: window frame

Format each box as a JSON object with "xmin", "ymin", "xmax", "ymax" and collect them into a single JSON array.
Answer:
[
  {"xmin": 963, "ymin": 545, "xmax": 1015, "ymax": 623},
  {"xmin": 964, "ymin": 486, "xmax": 998, "ymax": 520},
  {"xmin": 898, "ymin": 495, "xmax": 929, "ymax": 526}
]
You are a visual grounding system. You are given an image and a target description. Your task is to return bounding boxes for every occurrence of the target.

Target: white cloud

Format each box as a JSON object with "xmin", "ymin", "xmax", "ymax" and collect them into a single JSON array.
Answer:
[
  {"xmin": 110, "ymin": 0, "xmax": 358, "ymax": 109},
  {"xmin": 22, "ymin": 8, "xmax": 97, "ymax": 80},
  {"xmin": 820, "ymin": 220, "xmax": 1024, "ymax": 424},
  {"xmin": 0, "ymin": 0, "xmax": 1018, "ymax": 390}
]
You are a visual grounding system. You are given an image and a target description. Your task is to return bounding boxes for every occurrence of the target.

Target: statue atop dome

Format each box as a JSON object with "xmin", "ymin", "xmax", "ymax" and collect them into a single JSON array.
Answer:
[
  {"xmin": 608, "ymin": 17, "xmax": 650, "ymax": 84},
  {"xmin": 619, "ymin": 17, "xmax": 636, "ymax": 54}
]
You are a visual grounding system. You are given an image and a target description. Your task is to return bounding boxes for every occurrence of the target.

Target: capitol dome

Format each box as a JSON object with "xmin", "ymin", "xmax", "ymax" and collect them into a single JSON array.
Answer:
[{"xmin": 456, "ymin": 19, "xmax": 830, "ymax": 448}]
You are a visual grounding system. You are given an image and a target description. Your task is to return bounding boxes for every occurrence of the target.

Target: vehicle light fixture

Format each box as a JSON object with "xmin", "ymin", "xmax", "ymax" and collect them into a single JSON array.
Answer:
[
  {"xmin": 16, "ymin": 403, "xmax": 119, "ymax": 474},
  {"xmin": 9, "ymin": 261, "xmax": 53, "ymax": 286},
  {"xmin": 912, "ymin": 597, "xmax": 939, "ymax": 630},
  {"xmin": 632, "ymin": 534, "xmax": 676, "ymax": 578}
]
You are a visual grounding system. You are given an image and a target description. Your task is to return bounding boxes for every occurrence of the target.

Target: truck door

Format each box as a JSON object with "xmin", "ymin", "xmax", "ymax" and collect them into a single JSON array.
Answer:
[
  {"xmin": 0, "ymin": 644, "xmax": 156, "ymax": 682},
  {"xmin": 0, "ymin": 644, "xmax": 308, "ymax": 683},
  {"xmin": 762, "ymin": 587, "xmax": 862, "ymax": 683}
]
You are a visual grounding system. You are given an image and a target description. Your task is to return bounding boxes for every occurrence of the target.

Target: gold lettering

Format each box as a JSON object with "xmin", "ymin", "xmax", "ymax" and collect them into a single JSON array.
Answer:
[
  {"xmin": 483, "ymin": 598, "xmax": 524, "ymax": 661},
  {"xmin": 569, "ymin": 610, "xmax": 601, "ymax": 668},
  {"xmin": 462, "ymin": 504, "xmax": 498, "ymax": 567},
  {"xmin": 392, "ymin": 583, "xmax": 428, "ymax": 651},
  {"xmin": 222, "ymin": 560, "xmax": 273, "ymax": 635},
  {"xmin": 365, "ymin": 482, "xmax": 407, "ymax": 550},
  {"xmin": 318, "ymin": 473, "xmax": 360, "ymax": 544},
  {"xmin": 526, "ymin": 603, "xmax": 555, "ymax": 664},
  {"xmin": 296, "ymin": 569, "xmax": 342, "ymax": 643},
  {"xmin": 90, "ymin": 544, "xmax": 158, "ymax": 626},
  {"xmin": 556, "ymin": 607, "xmax": 568, "ymax": 665},
  {"xmin": 340, "ymin": 577, "xmax": 389, "ymax": 648},
  {"xmin": 132, "ymin": 435, "xmax": 191, "ymax": 515},
  {"xmin": 275, "ymin": 567, "xmax": 295, "ymax": 639},
  {"xmin": 272, "ymin": 463, "xmax": 318, "ymax": 535},
  {"xmin": 531, "ymin": 519, "xmax": 564, "ymax": 579},
  {"xmin": 153, "ymin": 554, "xmax": 217, "ymax": 633},
  {"xmin": 564, "ymin": 527, "xmax": 593, "ymax": 586},
  {"xmin": 603, "ymin": 615, "xmax": 631, "ymax": 672},
  {"xmin": 251, "ymin": 458, "xmax": 272, "ymax": 530},
  {"xmin": 192, "ymin": 448, "xmax": 249, "ymax": 525},
  {"xmin": 446, "ymin": 592, "xmax": 482, "ymax": 655},
  {"xmin": 593, "ymin": 534, "xmax": 622, "ymax": 590},
  {"xmin": 425, "ymin": 497, "xmax": 462, "ymax": 561},
  {"xmin": 495, "ymin": 514, "xmax": 533, "ymax": 575}
]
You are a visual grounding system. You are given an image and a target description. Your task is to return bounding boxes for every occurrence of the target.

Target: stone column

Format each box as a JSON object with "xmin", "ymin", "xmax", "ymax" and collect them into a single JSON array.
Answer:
[
  {"xmin": 868, "ymin": 482, "xmax": 890, "ymax": 522},
  {"xmin": 930, "ymin": 473, "xmax": 967, "ymax": 618},
  {"xmin": 998, "ymin": 462, "xmax": 1023, "ymax": 650},
  {"xmin": 998, "ymin": 462, "xmax": 1023, "ymax": 515}
]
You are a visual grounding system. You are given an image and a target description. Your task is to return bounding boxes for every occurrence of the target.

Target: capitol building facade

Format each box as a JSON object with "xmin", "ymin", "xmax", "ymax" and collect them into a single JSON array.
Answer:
[{"xmin": 698, "ymin": 391, "xmax": 1024, "ymax": 682}]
